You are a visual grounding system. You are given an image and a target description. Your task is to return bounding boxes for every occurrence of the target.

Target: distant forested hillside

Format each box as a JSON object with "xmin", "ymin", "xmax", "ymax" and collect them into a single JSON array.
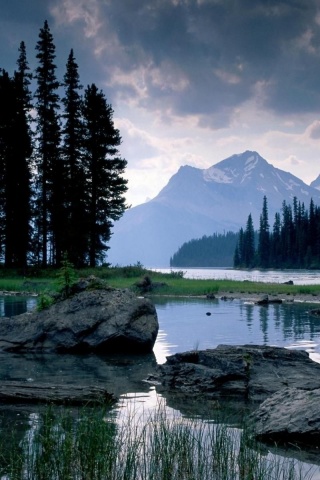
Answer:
[{"xmin": 170, "ymin": 232, "xmax": 239, "ymax": 267}]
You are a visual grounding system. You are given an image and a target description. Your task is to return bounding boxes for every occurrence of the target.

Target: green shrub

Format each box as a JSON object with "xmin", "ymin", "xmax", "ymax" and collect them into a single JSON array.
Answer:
[
  {"xmin": 37, "ymin": 292, "xmax": 54, "ymax": 311},
  {"xmin": 56, "ymin": 253, "xmax": 78, "ymax": 298}
]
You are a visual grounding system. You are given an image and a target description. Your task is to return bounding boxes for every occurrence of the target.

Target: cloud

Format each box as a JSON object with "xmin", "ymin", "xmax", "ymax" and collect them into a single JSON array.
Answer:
[
  {"xmin": 50, "ymin": 0, "xmax": 103, "ymax": 38},
  {"xmin": 49, "ymin": 0, "xmax": 320, "ymax": 126},
  {"xmin": 305, "ymin": 120, "xmax": 320, "ymax": 139},
  {"xmin": 3, "ymin": 0, "xmax": 320, "ymax": 205}
]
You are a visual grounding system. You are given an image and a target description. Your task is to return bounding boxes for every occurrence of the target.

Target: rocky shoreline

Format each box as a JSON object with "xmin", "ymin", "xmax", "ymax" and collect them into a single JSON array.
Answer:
[
  {"xmin": 149, "ymin": 344, "xmax": 320, "ymax": 449},
  {"xmin": 207, "ymin": 291, "xmax": 320, "ymax": 305},
  {"xmin": 1, "ymin": 282, "xmax": 320, "ymax": 456}
]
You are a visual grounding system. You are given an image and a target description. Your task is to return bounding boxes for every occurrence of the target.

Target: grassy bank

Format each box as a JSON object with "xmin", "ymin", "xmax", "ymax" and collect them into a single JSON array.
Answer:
[
  {"xmin": 0, "ymin": 405, "xmax": 315, "ymax": 480},
  {"xmin": 0, "ymin": 265, "xmax": 319, "ymax": 298}
]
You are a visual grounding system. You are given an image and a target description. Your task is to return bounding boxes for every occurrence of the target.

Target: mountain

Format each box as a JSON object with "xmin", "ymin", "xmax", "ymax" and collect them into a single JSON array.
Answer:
[
  {"xmin": 310, "ymin": 174, "xmax": 320, "ymax": 190},
  {"xmin": 107, "ymin": 151, "xmax": 320, "ymax": 267}
]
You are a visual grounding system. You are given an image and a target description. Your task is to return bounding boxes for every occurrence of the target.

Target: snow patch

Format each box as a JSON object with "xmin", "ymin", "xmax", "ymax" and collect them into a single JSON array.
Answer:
[
  {"xmin": 203, "ymin": 167, "xmax": 233, "ymax": 183},
  {"xmin": 275, "ymin": 172, "xmax": 300, "ymax": 190},
  {"xmin": 245, "ymin": 155, "xmax": 258, "ymax": 172},
  {"xmin": 260, "ymin": 173, "xmax": 264, "ymax": 178},
  {"xmin": 300, "ymin": 189, "xmax": 309, "ymax": 196}
]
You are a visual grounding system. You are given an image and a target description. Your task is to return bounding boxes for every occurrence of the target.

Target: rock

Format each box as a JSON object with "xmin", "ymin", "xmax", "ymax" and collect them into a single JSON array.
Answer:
[
  {"xmin": 0, "ymin": 287, "xmax": 158, "ymax": 354},
  {"xmin": 206, "ymin": 293, "xmax": 216, "ymax": 299},
  {"xmin": 252, "ymin": 387, "xmax": 320, "ymax": 445},
  {"xmin": 256, "ymin": 295, "xmax": 282, "ymax": 305},
  {"xmin": 0, "ymin": 381, "xmax": 116, "ymax": 406},
  {"xmin": 283, "ymin": 280, "xmax": 294, "ymax": 285},
  {"xmin": 154, "ymin": 345, "xmax": 320, "ymax": 402}
]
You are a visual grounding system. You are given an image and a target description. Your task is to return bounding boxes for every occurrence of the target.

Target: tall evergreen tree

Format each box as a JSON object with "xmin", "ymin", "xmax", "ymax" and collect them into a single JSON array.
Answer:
[
  {"xmin": 243, "ymin": 213, "xmax": 255, "ymax": 267},
  {"xmin": 280, "ymin": 201, "xmax": 293, "ymax": 266},
  {"xmin": 34, "ymin": 20, "xmax": 63, "ymax": 267},
  {"xmin": 270, "ymin": 212, "xmax": 281, "ymax": 266},
  {"xmin": 62, "ymin": 49, "xmax": 86, "ymax": 266},
  {"xmin": 10, "ymin": 42, "xmax": 33, "ymax": 268},
  {"xmin": 0, "ymin": 70, "xmax": 12, "ymax": 261},
  {"xmin": 82, "ymin": 84, "xmax": 128, "ymax": 266},
  {"xmin": 0, "ymin": 58, "xmax": 33, "ymax": 268},
  {"xmin": 257, "ymin": 196, "xmax": 270, "ymax": 268}
]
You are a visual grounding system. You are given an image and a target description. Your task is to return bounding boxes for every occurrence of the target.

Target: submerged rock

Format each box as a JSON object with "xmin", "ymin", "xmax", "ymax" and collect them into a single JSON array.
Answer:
[{"xmin": 0, "ymin": 286, "xmax": 158, "ymax": 354}]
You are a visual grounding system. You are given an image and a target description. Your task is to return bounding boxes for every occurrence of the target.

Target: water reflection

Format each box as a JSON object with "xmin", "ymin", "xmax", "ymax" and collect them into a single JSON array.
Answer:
[
  {"xmin": 0, "ymin": 296, "xmax": 37, "ymax": 318},
  {"xmin": 152, "ymin": 297, "xmax": 320, "ymax": 364}
]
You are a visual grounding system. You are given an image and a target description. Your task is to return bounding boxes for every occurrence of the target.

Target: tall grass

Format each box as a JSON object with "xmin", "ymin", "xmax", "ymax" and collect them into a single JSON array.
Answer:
[{"xmin": 0, "ymin": 405, "xmax": 317, "ymax": 479}]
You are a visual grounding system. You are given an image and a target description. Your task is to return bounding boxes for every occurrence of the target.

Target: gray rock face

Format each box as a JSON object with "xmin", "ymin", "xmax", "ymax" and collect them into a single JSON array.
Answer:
[
  {"xmin": 154, "ymin": 345, "xmax": 320, "ymax": 402},
  {"xmin": 252, "ymin": 387, "xmax": 320, "ymax": 445},
  {"xmin": 0, "ymin": 287, "xmax": 158, "ymax": 354}
]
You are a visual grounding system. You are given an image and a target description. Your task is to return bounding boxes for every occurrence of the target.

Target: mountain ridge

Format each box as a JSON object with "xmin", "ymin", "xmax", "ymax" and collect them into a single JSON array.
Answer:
[{"xmin": 107, "ymin": 151, "xmax": 320, "ymax": 267}]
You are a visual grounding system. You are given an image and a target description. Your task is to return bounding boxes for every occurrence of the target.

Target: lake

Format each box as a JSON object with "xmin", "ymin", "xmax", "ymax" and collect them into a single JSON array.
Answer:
[
  {"xmin": 1, "ymin": 275, "xmax": 320, "ymax": 476},
  {"xmin": 154, "ymin": 267, "xmax": 320, "ymax": 284}
]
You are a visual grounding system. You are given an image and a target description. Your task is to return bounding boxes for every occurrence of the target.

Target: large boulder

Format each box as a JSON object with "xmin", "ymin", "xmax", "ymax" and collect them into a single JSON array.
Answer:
[
  {"xmin": 0, "ymin": 286, "xmax": 158, "ymax": 354},
  {"xmin": 153, "ymin": 345, "xmax": 320, "ymax": 402},
  {"xmin": 252, "ymin": 387, "xmax": 320, "ymax": 445}
]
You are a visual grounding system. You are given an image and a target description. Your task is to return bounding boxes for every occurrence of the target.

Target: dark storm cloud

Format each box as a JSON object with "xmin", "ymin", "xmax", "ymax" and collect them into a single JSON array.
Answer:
[
  {"xmin": 2, "ymin": 0, "xmax": 320, "ymax": 124},
  {"xmin": 95, "ymin": 0, "xmax": 320, "ymax": 122}
]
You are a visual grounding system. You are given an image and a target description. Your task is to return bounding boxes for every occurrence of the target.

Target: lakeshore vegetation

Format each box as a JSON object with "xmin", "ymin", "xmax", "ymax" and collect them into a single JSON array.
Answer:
[{"xmin": 0, "ymin": 265, "xmax": 319, "ymax": 299}]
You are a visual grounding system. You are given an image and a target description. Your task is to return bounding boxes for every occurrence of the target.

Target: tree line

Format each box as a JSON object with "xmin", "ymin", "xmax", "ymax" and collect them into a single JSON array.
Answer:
[
  {"xmin": 234, "ymin": 196, "xmax": 320, "ymax": 269},
  {"xmin": 0, "ymin": 20, "xmax": 128, "ymax": 269},
  {"xmin": 170, "ymin": 232, "xmax": 239, "ymax": 267}
]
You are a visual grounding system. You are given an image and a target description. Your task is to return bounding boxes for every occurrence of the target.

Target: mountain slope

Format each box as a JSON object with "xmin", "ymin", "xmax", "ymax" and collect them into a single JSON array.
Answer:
[{"xmin": 107, "ymin": 151, "xmax": 320, "ymax": 267}]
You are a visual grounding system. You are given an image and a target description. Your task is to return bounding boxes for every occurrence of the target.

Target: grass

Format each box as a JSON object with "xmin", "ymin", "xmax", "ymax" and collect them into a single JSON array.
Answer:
[
  {"xmin": 0, "ymin": 404, "xmax": 316, "ymax": 480},
  {"xmin": 0, "ymin": 265, "xmax": 319, "ymax": 299}
]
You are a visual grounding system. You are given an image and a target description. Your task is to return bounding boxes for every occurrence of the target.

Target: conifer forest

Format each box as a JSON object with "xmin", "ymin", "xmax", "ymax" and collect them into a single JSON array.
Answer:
[
  {"xmin": 0, "ymin": 21, "xmax": 128, "ymax": 269},
  {"xmin": 234, "ymin": 196, "xmax": 320, "ymax": 269}
]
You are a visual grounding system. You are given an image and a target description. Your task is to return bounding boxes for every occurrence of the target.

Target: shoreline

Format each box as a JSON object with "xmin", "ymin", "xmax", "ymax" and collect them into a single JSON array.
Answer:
[
  {"xmin": 213, "ymin": 291, "xmax": 320, "ymax": 305},
  {"xmin": 2, "ymin": 287, "xmax": 320, "ymax": 306}
]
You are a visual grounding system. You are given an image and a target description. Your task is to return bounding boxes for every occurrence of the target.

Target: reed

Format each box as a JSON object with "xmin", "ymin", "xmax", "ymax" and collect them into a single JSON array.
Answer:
[{"xmin": 0, "ymin": 405, "xmax": 316, "ymax": 479}]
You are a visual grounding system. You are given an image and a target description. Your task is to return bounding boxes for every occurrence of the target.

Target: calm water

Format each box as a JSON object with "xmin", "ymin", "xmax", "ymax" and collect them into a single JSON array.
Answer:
[
  {"xmin": 0, "ymin": 295, "xmax": 37, "ymax": 318},
  {"xmin": 1, "ymin": 287, "xmax": 320, "ymax": 474},
  {"xmin": 153, "ymin": 296, "xmax": 320, "ymax": 364},
  {"xmin": 155, "ymin": 267, "xmax": 320, "ymax": 284}
]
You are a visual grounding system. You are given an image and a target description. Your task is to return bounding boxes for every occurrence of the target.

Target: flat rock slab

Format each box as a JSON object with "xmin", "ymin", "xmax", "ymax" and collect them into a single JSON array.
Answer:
[
  {"xmin": 0, "ymin": 286, "xmax": 159, "ymax": 354},
  {"xmin": 154, "ymin": 345, "xmax": 320, "ymax": 402},
  {"xmin": 0, "ymin": 382, "xmax": 116, "ymax": 406},
  {"xmin": 252, "ymin": 387, "xmax": 320, "ymax": 445}
]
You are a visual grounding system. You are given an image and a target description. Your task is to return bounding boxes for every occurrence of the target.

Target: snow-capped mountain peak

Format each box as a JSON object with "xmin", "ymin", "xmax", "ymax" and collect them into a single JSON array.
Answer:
[{"xmin": 107, "ymin": 151, "xmax": 320, "ymax": 267}]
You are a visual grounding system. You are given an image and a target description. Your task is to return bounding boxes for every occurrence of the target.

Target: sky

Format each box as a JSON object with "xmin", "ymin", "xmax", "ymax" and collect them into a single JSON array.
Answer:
[{"xmin": 1, "ymin": 0, "xmax": 320, "ymax": 207}]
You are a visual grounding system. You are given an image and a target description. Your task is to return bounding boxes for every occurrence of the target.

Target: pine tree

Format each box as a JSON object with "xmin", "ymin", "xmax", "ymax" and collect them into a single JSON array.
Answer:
[
  {"xmin": 243, "ymin": 213, "xmax": 255, "ymax": 267},
  {"xmin": 9, "ymin": 42, "xmax": 33, "ymax": 268},
  {"xmin": 270, "ymin": 212, "xmax": 281, "ymax": 267},
  {"xmin": 0, "ymin": 70, "xmax": 12, "ymax": 261},
  {"xmin": 280, "ymin": 201, "xmax": 293, "ymax": 266},
  {"xmin": 62, "ymin": 49, "xmax": 87, "ymax": 266},
  {"xmin": 82, "ymin": 84, "xmax": 128, "ymax": 266},
  {"xmin": 34, "ymin": 20, "xmax": 63, "ymax": 267},
  {"xmin": 257, "ymin": 196, "xmax": 270, "ymax": 268},
  {"xmin": 0, "ymin": 59, "xmax": 33, "ymax": 268}
]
